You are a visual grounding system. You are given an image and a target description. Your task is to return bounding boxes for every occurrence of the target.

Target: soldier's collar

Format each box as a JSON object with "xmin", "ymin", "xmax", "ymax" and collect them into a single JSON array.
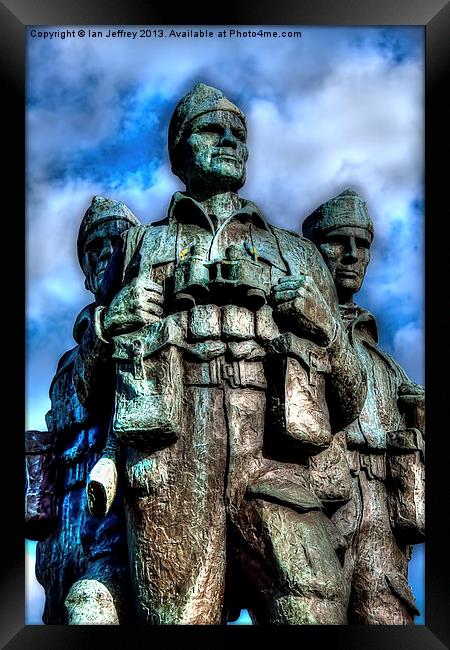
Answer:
[
  {"xmin": 168, "ymin": 191, "xmax": 270, "ymax": 232},
  {"xmin": 338, "ymin": 302, "xmax": 360, "ymax": 324},
  {"xmin": 73, "ymin": 303, "xmax": 96, "ymax": 343},
  {"xmin": 341, "ymin": 304, "xmax": 379, "ymax": 343}
]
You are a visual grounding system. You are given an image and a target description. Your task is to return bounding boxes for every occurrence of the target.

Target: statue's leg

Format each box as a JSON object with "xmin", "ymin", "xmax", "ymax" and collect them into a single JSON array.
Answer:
[
  {"xmin": 348, "ymin": 469, "xmax": 417, "ymax": 624},
  {"xmin": 221, "ymin": 382, "xmax": 348, "ymax": 624},
  {"xmin": 64, "ymin": 577, "xmax": 120, "ymax": 624},
  {"xmin": 330, "ymin": 470, "xmax": 361, "ymax": 598},
  {"xmin": 35, "ymin": 488, "xmax": 86, "ymax": 624},
  {"xmin": 124, "ymin": 386, "xmax": 229, "ymax": 624},
  {"xmin": 35, "ymin": 536, "xmax": 67, "ymax": 624},
  {"xmin": 232, "ymin": 498, "xmax": 350, "ymax": 624},
  {"xmin": 63, "ymin": 550, "xmax": 131, "ymax": 624}
]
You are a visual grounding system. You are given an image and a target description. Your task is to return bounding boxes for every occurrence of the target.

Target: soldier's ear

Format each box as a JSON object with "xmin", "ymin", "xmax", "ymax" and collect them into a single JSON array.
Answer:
[{"xmin": 84, "ymin": 276, "xmax": 93, "ymax": 293}]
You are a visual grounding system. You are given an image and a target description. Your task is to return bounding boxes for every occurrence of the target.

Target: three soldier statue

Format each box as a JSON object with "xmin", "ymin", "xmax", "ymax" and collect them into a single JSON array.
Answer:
[{"xmin": 25, "ymin": 83, "xmax": 425, "ymax": 625}]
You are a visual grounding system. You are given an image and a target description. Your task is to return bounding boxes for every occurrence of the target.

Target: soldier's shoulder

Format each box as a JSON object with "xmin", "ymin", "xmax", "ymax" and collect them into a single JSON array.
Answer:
[
  {"xmin": 144, "ymin": 218, "xmax": 171, "ymax": 234},
  {"xmin": 122, "ymin": 223, "xmax": 149, "ymax": 247},
  {"xmin": 271, "ymin": 224, "xmax": 316, "ymax": 246},
  {"xmin": 148, "ymin": 216, "xmax": 170, "ymax": 228},
  {"xmin": 52, "ymin": 345, "xmax": 79, "ymax": 385},
  {"xmin": 270, "ymin": 223, "xmax": 301, "ymax": 238},
  {"xmin": 270, "ymin": 224, "xmax": 322, "ymax": 259},
  {"xmin": 121, "ymin": 221, "xmax": 169, "ymax": 266}
]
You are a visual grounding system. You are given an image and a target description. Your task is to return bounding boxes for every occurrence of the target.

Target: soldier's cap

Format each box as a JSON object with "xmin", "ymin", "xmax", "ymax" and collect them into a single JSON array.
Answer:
[
  {"xmin": 77, "ymin": 195, "xmax": 140, "ymax": 264},
  {"xmin": 168, "ymin": 82, "xmax": 247, "ymax": 170},
  {"xmin": 302, "ymin": 189, "xmax": 374, "ymax": 242}
]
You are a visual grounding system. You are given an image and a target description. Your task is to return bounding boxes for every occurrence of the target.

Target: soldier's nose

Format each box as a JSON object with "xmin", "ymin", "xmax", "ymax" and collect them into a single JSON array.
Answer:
[
  {"xmin": 99, "ymin": 241, "xmax": 115, "ymax": 259},
  {"xmin": 344, "ymin": 238, "xmax": 358, "ymax": 262},
  {"xmin": 220, "ymin": 128, "xmax": 237, "ymax": 148}
]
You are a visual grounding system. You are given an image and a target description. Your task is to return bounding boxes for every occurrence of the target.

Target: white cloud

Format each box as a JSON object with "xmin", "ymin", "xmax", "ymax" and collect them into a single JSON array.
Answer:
[{"xmin": 393, "ymin": 323, "xmax": 424, "ymax": 384}]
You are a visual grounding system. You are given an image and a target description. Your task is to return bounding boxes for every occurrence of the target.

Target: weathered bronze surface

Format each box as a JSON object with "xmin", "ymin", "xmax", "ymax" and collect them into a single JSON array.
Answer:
[
  {"xmin": 26, "ymin": 197, "xmax": 140, "ymax": 624},
  {"xmin": 26, "ymin": 85, "xmax": 424, "ymax": 625},
  {"xmin": 303, "ymin": 188, "xmax": 425, "ymax": 624}
]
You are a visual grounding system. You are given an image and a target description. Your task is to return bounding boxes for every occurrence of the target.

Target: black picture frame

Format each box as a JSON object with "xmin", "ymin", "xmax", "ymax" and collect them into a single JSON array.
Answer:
[{"xmin": 3, "ymin": 0, "xmax": 448, "ymax": 647}]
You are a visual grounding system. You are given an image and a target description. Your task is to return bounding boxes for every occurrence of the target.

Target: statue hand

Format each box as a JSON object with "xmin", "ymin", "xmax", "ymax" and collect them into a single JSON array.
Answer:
[
  {"xmin": 102, "ymin": 277, "xmax": 164, "ymax": 339},
  {"xmin": 398, "ymin": 381, "xmax": 425, "ymax": 399},
  {"xmin": 271, "ymin": 275, "xmax": 338, "ymax": 346},
  {"xmin": 87, "ymin": 458, "xmax": 117, "ymax": 518}
]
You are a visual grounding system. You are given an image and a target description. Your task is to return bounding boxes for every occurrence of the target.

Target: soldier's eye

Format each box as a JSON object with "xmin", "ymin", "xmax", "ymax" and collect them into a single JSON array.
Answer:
[
  {"xmin": 326, "ymin": 237, "xmax": 345, "ymax": 246},
  {"xmin": 197, "ymin": 124, "xmax": 222, "ymax": 135},
  {"xmin": 233, "ymin": 128, "xmax": 246, "ymax": 141},
  {"xmin": 85, "ymin": 238, "xmax": 102, "ymax": 253}
]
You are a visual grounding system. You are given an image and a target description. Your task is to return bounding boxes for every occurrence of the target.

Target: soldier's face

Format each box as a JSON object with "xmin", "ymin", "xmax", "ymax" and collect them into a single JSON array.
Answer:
[
  {"xmin": 317, "ymin": 226, "xmax": 371, "ymax": 301},
  {"xmin": 181, "ymin": 110, "xmax": 248, "ymax": 193},
  {"xmin": 82, "ymin": 219, "xmax": 128, "ymax": 295}
]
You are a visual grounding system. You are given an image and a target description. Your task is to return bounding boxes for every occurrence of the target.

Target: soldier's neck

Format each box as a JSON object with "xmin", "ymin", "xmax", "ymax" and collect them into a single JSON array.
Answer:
[
  {"xmin": 337, "ymin": 290, "xmax": 355, "ymax": 307},
  {"xmin": 338, "ymin": 294, "xmax": 358, "ymax": 321},
  {"xmin": 190, "ymin": 191, "xmax": 241, "ymax": 227}
]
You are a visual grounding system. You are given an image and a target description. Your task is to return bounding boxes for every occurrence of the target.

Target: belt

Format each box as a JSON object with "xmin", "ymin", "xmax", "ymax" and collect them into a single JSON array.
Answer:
[{"xmin": 184, "ymin": 356, "xmax": 267, "ymax": 389}]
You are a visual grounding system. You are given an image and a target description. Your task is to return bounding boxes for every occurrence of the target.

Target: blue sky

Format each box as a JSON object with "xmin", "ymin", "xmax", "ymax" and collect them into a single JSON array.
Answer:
[{"xmin": 25, "ymin": 25, "xmax": 424, "ymax": 625}]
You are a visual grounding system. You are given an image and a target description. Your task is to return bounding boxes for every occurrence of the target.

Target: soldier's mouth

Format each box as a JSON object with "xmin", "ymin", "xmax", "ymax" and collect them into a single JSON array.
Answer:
[
  {"xmin": 213, "ymin": 152, "xmax": 239, "ymax": 162},
  {"xmin": 337, "ymin": 270, "xmax": 359, "ymax": 277}
]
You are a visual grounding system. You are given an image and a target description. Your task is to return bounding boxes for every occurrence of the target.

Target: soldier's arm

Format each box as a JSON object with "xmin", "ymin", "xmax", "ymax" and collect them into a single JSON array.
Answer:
[
  {"xmin": 73, "ymin": 226, "xmax": 159, "ymax": 408},
  {"xmin": 272, "ymin": 241, "xmax": 366, "ymax": 431},
  {"xmin": 324, "ymin": 318, "xmax": 367, "ymax": 431},
  {"xmin": 97, "ymin": 225, "xmax": 164, "ymax": 341},
  {"xmin": 385, "ymin": 352, "xmax": 425, "ymax": 435},
  {"xmin": 368, "ymin": 343, "xmax": 425, "ymax": 436}
]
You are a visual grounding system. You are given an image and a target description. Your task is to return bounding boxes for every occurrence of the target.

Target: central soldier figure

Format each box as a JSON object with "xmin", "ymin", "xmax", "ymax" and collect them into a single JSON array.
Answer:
[{"xmin": 87, "ymin": 83, "xmax": 367, "ymax": 624}]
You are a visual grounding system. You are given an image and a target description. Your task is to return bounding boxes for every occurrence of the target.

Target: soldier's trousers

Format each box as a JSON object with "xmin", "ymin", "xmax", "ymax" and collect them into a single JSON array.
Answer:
[
  {"xmin": 124, "ymin": 385, "xmax": 349, "ymax": 624},
  {"xmin": 36, "ymin": 474, "xmax": 129, "ymax": 624},
  {"xmin": 332, "ymin": 455, "xmax": 418, "ymax": 624}
]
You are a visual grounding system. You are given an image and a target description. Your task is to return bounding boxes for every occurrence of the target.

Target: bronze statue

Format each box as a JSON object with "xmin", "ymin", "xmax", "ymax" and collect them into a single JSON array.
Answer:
[
  {"xmin": 25, "ymin": 197, "xmax": 140, "ymax": 624},
  {"xmin": 27, "ymin": 85, "xmax": 424, "ymax": 627},
  {"xmin": 302, "ymin": 188, "xmax": 425, "ymax": 624},
  {"xmin": 86, "ymin": 83, "xmax": 367, "ymax": 624}
]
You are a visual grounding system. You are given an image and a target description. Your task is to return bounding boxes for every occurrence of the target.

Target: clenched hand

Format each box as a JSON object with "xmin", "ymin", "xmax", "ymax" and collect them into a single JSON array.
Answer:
[
  {"xmin": 102, "ymin": 278, "xmax": 164, "ymax": 338},
  {"xmin": 271, "ymin": 275, "xmax": 338, "ymax": 346}
]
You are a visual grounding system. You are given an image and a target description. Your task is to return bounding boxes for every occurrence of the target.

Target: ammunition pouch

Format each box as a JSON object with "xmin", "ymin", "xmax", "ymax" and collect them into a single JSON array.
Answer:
[
  {"xmin": 386, "ymin": 428, "xmax": 425, "ymax": 544},
  {"xmin": 112, "ymin": 318, "xmax": 185, "ymax": 449},
  {"xmin": 266, "ymin": 333, "xmax": 332, "ymax": 455}
]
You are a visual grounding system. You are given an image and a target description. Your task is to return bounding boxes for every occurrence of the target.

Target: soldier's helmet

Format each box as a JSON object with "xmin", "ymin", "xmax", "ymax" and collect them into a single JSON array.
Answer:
[
  {"xmin": 168, "ymin": 82, "xmax": 247, "ymax": 176},
  {"xmin": 302, "ymin": 189, "xmax": 374, "ymax": 243},
  {"xmin": 77, "ymin": 195, "xmax": 140, "ymax": 266}
]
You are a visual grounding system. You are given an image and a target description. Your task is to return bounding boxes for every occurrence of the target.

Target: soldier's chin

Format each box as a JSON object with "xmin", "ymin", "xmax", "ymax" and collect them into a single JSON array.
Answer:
[
  {"xmin": 207, "ymin": 165, "xmax": 246, "ymax": 191},
  {"xmin": 338, "ymin": 277, "xmax": 361, "ymax": 292},
  {"xmin": 89, "ymin": 271, "xmax": 104, "ymax": 295}
]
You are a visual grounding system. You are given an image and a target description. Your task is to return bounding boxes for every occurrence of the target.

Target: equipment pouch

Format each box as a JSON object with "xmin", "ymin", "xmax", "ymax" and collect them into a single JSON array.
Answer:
[
  {"xmin": 309, "ymin": 430, "xmax": 352, "ymax": 509},
  {"xmin": 266, "ymin": 333, "xmax": 332, "ymax": 455},
  {"xmin": 387, "ymin": 428, "xmax": 425, "ymax": 544},
  {"xmin": 112, "ymin": 318, "xmax": 185, "ymax": 449}
]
